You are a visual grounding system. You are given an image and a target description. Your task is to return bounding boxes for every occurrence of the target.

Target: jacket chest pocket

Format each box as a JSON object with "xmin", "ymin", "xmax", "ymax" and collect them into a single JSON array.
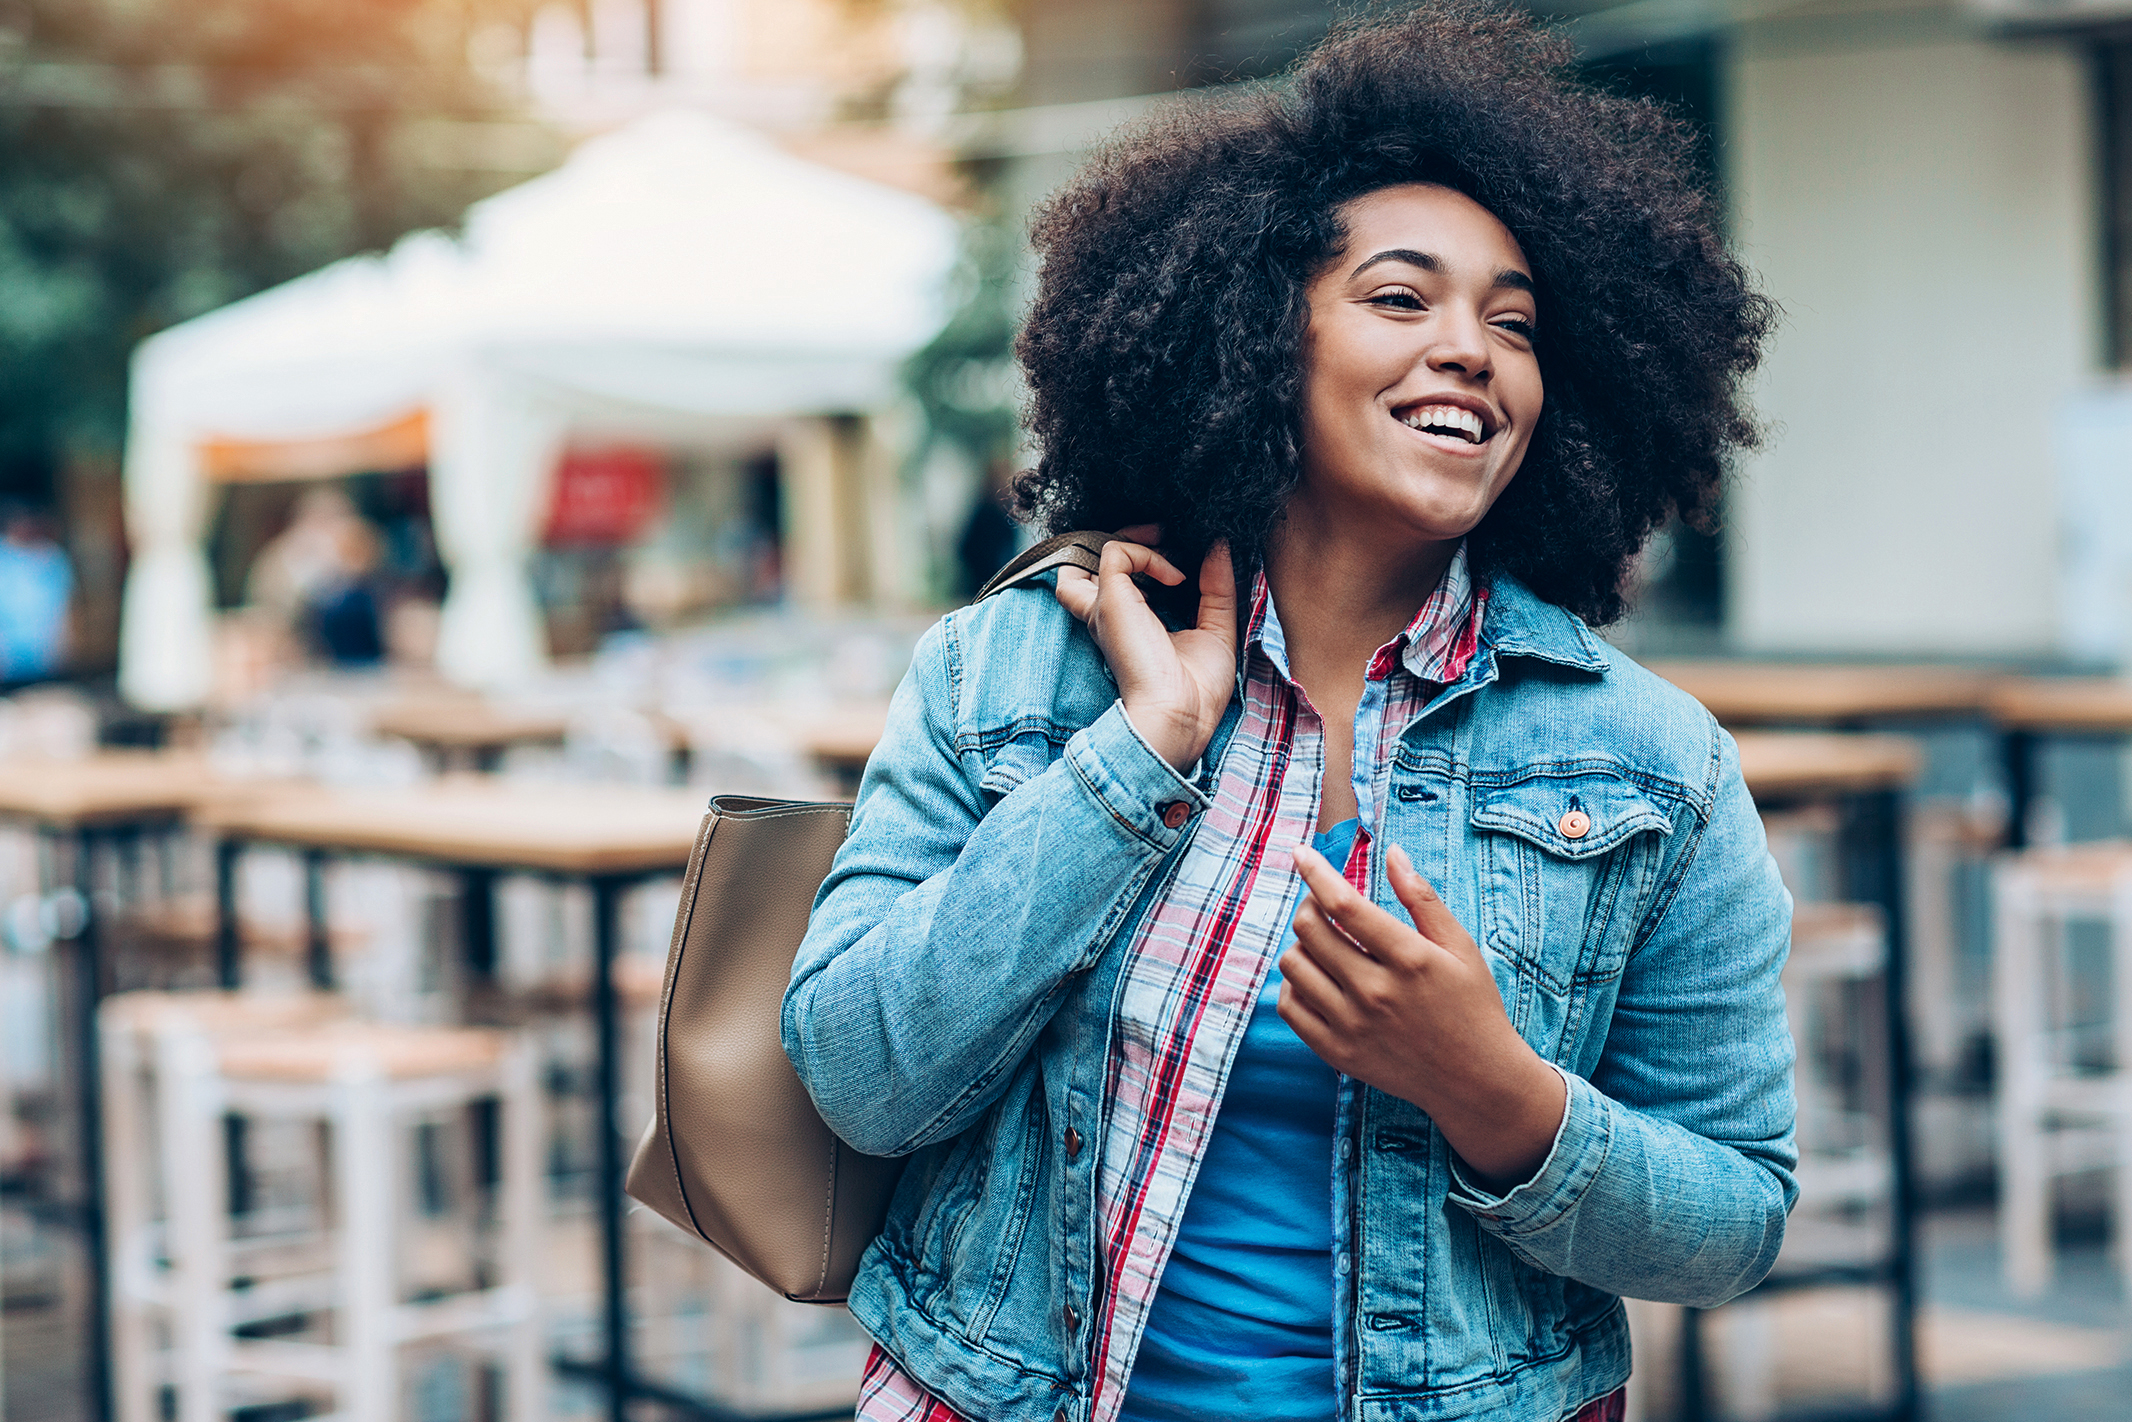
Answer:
[{"xmin": 1469, "ymin": 768, "xmax": 1674, "ymax": 1005}]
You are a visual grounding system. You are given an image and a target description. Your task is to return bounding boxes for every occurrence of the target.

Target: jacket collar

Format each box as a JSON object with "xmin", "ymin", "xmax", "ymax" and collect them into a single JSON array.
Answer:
[{"xmin": 1475, "ymin": 570, "xmax": 1611, "ymax": 675}]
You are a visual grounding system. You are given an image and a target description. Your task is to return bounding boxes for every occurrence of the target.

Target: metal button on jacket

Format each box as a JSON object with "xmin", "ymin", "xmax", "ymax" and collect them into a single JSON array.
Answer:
[
  {"xmin": 1063, "ymin": 1126, "xmax": 1083, "ymax": 1158},
  {"xmin": 1158, "ymin": 800, "xmax": 1191, "ymax": 830},
  {"xmin": 1559, "ymin": 808, "xmax": 1592, "ymax": 839}
]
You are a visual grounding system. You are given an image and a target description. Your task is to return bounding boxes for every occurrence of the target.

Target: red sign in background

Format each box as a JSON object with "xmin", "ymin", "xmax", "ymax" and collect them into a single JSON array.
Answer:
[{"xmin": 543, "ymin": 445, "xmax": 664, "ymax": 546}]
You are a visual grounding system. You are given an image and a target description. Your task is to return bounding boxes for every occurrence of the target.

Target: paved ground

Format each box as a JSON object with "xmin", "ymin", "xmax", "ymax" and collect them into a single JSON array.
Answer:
[
  {"xmin": 6, "ymin": 1200, "xmax": 2130, "ymax": 1420},
  {"xmin": 1918, "ymin": 1207, "xmax": 2131, "ymax": 1422}
]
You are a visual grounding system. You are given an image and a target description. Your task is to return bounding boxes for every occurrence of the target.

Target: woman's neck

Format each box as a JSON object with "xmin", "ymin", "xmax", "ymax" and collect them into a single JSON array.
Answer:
[
  {"xmin": 1263, "ymin": 507, "xmax": 1460, "ymax": 831},
  {"xmin": 1262, "ymin": 508, "xmax": 1459, "ymax": 670}
]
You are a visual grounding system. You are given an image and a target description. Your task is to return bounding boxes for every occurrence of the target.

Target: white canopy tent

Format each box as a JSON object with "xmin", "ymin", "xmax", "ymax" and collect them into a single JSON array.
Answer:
[{"xmin": 119, "ymin": 110, "xmax": 960, "ymax": 710}]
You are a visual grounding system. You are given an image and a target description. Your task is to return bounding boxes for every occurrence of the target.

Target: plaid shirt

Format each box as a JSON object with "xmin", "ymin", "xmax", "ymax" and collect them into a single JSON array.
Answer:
[{"xmin": 856, "ymin": 546, "xmax": 1618, "ymax": 1422}]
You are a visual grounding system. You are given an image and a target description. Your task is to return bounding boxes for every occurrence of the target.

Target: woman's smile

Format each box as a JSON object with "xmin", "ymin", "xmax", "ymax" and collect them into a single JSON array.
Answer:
[{"xmin": 1391, "ymin": 393, "xmax": 1500, "ymax": 454}]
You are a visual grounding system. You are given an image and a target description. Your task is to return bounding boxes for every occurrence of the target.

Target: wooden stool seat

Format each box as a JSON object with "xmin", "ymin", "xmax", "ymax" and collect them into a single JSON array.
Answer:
[
  {"xmin": 117, "ymin": 896, "xmax": 368, "ymax": 956},
  {"xmin": 498, "ymin": 953, "xmax": 668, "ymax": 1016},
  {"xmin": 101, "ymin": 990, "xmax": 346, "ymax": 1039},
  {"xmin": 213, "ymin": 1022, "xmax": 505, "ymax": 1084},
  {"xmin": 1789, "ymin": 902, "xmax": 1884, "ymax": 979},
  {"xmin": 1999, "ymin": 840, "xmax": 2132, "ymax": 907}
]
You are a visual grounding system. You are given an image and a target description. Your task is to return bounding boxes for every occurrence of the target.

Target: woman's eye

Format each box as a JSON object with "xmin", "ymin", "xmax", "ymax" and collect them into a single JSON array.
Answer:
[
  {"xmin": 1494, "ymin": 317, "xmax": 1538, "ymax": 339},
  {"xmin": 1367, "ymin": 290, "xmax": 1424, "ymax": 311}
]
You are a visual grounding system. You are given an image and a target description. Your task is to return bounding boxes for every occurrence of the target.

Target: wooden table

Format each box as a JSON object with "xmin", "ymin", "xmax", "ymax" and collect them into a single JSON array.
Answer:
[
  {"xmin": 1984, "ymin": 677, "xmax": 2132, "ymax": 849},
  {"xmin": 0, "ymin": 752, "xmax": 295, "ymax": 1422},
  {"xmin": 1989, "ymin": 675, "xmax": 2132, "ymax": 733},
  {"xmin": 369, "ymin": 697, "xmax": 572, "ymax": 773},
  {"xmin": 1646, "ymin": 660, "xmax": 1996, "ymax": 727},
  {"xmin": 793, "ymin": 703, "xmax": 891, "ymax": 792},
  {"xmin": 198, "ymin": 779, "xmax": 709, "ymax": 1422},
  {"xmin": 1714, "ymin": 731, "xmax": 1925, "ymax": 1422},
  {"xmin": 1734, "ymin": 730, "xmax": 1922, "ymax": 798},
  {"xmin": 374, "ymin": 696, "xmax": 719, "ymax": 782}
]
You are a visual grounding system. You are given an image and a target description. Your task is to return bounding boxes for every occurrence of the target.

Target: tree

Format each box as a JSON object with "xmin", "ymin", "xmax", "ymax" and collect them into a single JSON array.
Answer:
[{"xmin": 0, "ymin": 0, "xmax": 553, "ymax": 497}]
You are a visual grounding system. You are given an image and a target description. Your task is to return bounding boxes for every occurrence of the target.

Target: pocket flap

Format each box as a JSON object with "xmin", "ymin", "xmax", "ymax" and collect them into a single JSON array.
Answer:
[{"xmin": 1469, "ymin": 769, "xmax": 1674, "ymax": 860}]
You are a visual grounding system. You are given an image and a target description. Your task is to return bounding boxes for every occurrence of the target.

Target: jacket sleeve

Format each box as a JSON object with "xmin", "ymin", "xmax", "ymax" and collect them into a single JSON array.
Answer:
[
  {"xmin": 1444, "ymin": 726, "xmax": 1799, "ymax": 1307},
  {"xmin": 781, "ymin": 613, "xmax": 1208, "ymax": 1157}
]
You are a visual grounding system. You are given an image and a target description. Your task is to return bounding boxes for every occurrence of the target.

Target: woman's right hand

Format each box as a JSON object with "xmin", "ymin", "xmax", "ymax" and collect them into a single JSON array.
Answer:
[{"xmin": 1054, "ymin": 526, "xmax": 1238, "ymax": 771}]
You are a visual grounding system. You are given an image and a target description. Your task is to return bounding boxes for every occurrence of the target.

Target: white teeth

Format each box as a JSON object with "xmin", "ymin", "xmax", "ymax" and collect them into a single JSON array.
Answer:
[{"xmin": 1399, "ymin": 405, "xmax": 1487, "ymax": 443}]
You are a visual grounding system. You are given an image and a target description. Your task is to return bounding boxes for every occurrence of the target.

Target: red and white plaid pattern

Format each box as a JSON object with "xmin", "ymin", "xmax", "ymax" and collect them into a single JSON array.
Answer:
[{"xmin": 859, "ymin": 549, "xmax": 1487, "ymax": 1422}]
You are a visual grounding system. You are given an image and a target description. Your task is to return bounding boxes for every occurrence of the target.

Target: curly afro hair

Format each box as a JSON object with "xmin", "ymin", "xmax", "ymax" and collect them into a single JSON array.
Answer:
[{"xmin": 1012, "ymin": 1, "xmax": 1774, "ymax": 626}]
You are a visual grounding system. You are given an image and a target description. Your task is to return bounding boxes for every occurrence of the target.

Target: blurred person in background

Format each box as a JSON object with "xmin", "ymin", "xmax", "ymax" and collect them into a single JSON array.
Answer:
[
  {"xmin": 0, "ymin": 500, "xmax": 74, "ymax": 684},
  {"xmin": 785, "ymin": 6, "xmax": 1793, "ymax": 1422},
  {"xmin": 957, "ymin": 459, "xmax": 1022, "ymax": 598},
  {"xmin": 246, "ymin": 486, "xmax": 385, "ymax": 666}
]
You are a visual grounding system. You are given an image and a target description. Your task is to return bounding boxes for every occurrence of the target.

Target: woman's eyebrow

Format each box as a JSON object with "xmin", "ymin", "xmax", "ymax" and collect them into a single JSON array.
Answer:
[
  {"xmin": 1350, "ymin": 247, "xmax": 1440, "ymax": 278},
  {"xmin": 1350, "ymin": 248, "xmax": 1537, "ymax": 296}
]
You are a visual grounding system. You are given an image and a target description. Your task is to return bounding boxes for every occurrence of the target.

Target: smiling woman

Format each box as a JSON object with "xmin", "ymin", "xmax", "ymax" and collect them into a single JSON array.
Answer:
[
  {"xmin": 1015, "ymin": 2, "xmax": 1772, "ymax": 627},
  {"xmin": 782, "ymin": 7, "xmax": 1794, "ymax": 1422}
]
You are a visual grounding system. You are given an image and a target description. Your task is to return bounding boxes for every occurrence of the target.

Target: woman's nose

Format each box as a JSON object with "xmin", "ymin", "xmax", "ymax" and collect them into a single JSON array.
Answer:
[{"xmin": 1425, "ymin": 311, "xmax": 1492, "ymax": 381}]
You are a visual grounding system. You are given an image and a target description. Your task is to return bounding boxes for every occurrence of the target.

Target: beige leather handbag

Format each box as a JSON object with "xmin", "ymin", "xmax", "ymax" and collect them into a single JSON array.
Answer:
[{"xmin": 625, "ymin": 531, "xmax": 1113, "ymax": 1303}]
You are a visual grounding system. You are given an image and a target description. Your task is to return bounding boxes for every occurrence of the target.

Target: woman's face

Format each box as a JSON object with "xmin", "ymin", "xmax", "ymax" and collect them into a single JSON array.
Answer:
[{"xmin": 1295, "ymin": 183, "xmax": 1542, "ymax": 547}]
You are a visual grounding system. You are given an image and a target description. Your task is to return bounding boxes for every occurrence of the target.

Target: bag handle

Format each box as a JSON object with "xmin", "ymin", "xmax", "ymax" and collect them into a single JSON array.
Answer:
[{"xmin": 972, "ymin": 530, "xmax": 1114, "ymax": 605}]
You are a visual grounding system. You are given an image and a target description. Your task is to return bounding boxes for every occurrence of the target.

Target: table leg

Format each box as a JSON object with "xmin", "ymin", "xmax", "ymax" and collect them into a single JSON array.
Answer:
[
  {"xmin": 460, "ymin": 867, "xmax": 498, "ymax": 980},
  {"xmin": 214, "ymin": 838, "xmax": 241, "ymax": 990},
  {"xmin": 1678, "ymin": 1304, "xmax": 1708, "ymax": 1422},
  {"xmin": 304, "ymin": 850, "xmax": 332, "ymax": 990},
  {"xmin": 70, "ymin": 827, "xmax": 114, "ymax": 1422},
  {"xmin": 1847, "ymin": 788, "xmax": 1920, "ymax": 1422},
  {"xmin": 2003, "ymin": 728, "xmax": 2037, "ymax": 850},
  {"xmin": 115, "ymin": 830, "xmax": 140, "ymax": 918},
  {"xmin": 592, "ymin": 873, "xmax": 630, "ymax": 1422}
]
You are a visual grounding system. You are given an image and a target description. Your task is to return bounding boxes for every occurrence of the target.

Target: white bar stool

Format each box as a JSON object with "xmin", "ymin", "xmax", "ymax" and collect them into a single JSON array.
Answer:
[
  {"xmin": 105, "ymin": 1000, "xmax": 545, "ymax": 1422},
  {"xmin": 1712, "ymin": 901, "xmax": 1891, "ymax": 1422},
  {"xmin": 102, "ymin": 991, "xmax": 350, "ymax": 1422},
  {"xmin": 1991, "ymin": 842, "xmax": 2132, "ymax": 1298},
  {"xmin": 1786, "ymin": 902, "xmax": 1893, "ymax": 1224}
]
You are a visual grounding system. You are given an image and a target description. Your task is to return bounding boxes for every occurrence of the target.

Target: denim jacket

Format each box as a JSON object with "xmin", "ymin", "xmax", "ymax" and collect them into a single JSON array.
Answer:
[{"xmin": 784, "ymin": 570, "xmax": 1797, "ymax": 1422}]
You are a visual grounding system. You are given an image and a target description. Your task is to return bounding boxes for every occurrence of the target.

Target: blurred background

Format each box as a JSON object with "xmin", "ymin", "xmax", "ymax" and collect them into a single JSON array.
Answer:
[{"xmin": 6, "ymin": 0, "xmax": 2132, "ymax": 1420}]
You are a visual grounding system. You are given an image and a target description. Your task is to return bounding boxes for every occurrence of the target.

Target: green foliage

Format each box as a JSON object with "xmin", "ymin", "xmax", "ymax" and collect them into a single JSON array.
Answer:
[
  {"xmin": 901, "ymin": 210, "xmax": 1024, "ymax": 472},
  {"xmin": 0, "ymin": 0, "xmax": 551, "ymax": 488}
]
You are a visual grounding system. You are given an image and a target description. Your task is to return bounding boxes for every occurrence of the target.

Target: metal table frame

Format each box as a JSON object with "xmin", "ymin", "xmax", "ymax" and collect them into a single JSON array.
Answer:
[
  {"xmin": 6, "ymin": 812, "xmax": 185, "ymax": 1422},
  {"xmin": 1679, "ymin": 783, "xmax": 1919, "ymax": 1422},
  {"xmin": 212, "ymin": 825, "xmax": 844, "ymax": 1422}
]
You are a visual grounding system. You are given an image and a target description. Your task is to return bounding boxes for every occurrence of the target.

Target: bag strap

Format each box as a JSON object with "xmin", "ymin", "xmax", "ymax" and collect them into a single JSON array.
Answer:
[{"xmin": 972, "ymin": 530, "xmax": 1114, "ymax": 605}]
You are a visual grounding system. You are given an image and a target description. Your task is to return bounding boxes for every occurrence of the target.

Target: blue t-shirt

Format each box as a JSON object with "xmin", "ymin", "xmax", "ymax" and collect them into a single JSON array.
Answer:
[
  {"xmin": 0, "ymin": 540, "xmax": 71, "ymax": 681},
  {"xmin": 1119, "ymin": 817, "xmax": 1358, "ymax": 1422}
]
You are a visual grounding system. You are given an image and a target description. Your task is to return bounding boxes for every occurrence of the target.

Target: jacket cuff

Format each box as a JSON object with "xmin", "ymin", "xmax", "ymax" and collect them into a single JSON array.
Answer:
[
  {"xmin": 1445, "ymin": 1065, "xmax": 1610, "ymax": 1237},
  {"xmin": 1064, "ymin": 700, "xmax": 1212, "ymax": 850}
]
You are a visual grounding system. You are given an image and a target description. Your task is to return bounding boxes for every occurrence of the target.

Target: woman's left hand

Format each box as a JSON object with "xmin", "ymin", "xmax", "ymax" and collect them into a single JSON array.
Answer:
[{"xmin": 1279, "ymin": 840, "xmax": 1566, "ymax": 1192}]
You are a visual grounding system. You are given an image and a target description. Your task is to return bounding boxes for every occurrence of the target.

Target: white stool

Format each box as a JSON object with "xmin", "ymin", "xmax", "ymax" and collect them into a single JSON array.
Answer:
[
  {"xmin": 1992, "ymin": 842, "xmax": 2132, "ymax": 1298},
  {"xmin": 1709, "ymin": 902, "xmax": 1892, "ymax": 1422},
  {"xmin": 102, "ymin": 991, "xmax": 351, "ymax": 1422},
  {"xmin": 104, "ymin": 1002, "xmax": 546, "ymax": 1422},
  {"xmin": 1785, "ymin": 902, "xmax": 1893, "ymax": 1230}
]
